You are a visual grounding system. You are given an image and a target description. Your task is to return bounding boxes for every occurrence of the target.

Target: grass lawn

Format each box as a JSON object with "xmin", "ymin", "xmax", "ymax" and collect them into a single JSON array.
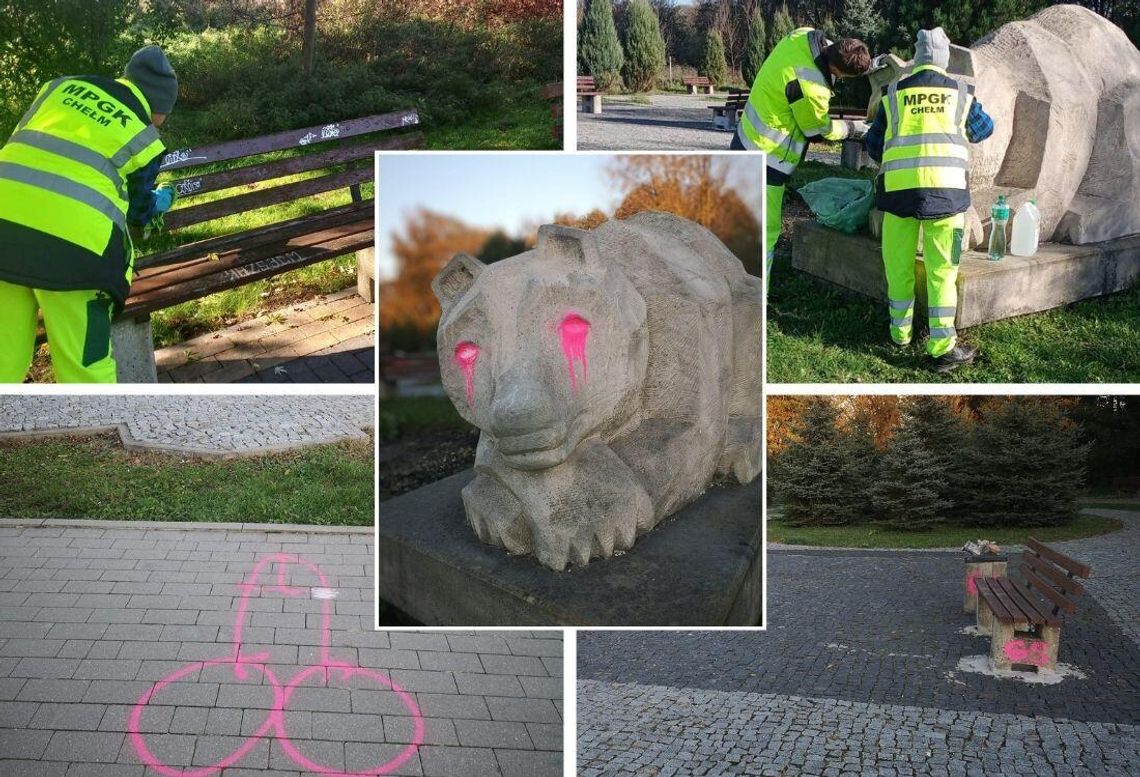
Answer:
[
  {"xmin": 378, "ymin": 395, "xmax": 468, "ymax": 441},
  {"xmin": 425, "ymin": 97, "xmax": 560, "ymax": 150},
  {"xmin": 0, "ymin": 433, "xmax": 374, "ymax": 525},
  {"xmin": 767, "ymin": 162, "xmax": 1140, "ymax": 383},
  {"xmin": 768, "ymin": 509, "xmax": 1126, "ymax": 549}
]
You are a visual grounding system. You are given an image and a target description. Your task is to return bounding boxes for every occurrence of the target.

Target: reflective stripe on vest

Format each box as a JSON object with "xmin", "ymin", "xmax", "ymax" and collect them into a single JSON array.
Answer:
[
  {"xmin": 880, "ymin": 68, "xmax": 971, "ymax": 195},
  {"xmin": 0, "ymin": 77, "xmax": 162, "ymax": 256},
  {"xmin": 738, "ymin": 28, "xmax": 830, "ymax": 172},
  {"xmin": 0, "ymin": 162, "xmax": 126, "ymax": 229}
]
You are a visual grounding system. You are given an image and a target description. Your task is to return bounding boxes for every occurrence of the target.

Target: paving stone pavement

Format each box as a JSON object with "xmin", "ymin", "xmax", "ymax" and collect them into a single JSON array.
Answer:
[
  {"xmin": 578, "ymin": 509, "xmax": 1140, "ymax": 776},
  {"xmin": 0, "ymin": 523, "xmax": 563, "ymax": 776},
  {"xmin": 0, "ymin": 396, "xmax": 373, "ymax": 456},
  {"xmin": 155, "ymin": 287, "xmax": 374, "ymax": 384},
  {"xmin": 577, "ymin": 93, "xmax": 843, "ymax": 160}
]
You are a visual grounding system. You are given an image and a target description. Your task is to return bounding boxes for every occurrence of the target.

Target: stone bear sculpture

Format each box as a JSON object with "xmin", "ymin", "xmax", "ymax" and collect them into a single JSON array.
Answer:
[
  {"xmin": 866, "ymin": 5, "xmax": 1140, "ymax": 247},
  {"xmin": 431, "ymin": 212, "xmax": 762, "ymax": 572}
]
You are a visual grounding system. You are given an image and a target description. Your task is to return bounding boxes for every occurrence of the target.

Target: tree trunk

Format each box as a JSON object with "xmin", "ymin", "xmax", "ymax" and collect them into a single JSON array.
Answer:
[{"xmin": 301, "ymin": 0, "xmax": 318, "ymax": 77}]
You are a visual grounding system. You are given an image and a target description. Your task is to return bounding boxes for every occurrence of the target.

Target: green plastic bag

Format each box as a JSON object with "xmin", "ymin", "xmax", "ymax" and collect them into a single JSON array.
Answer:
[{"xmin": 796, "ymin": 177, "xmax": 875, "ymax": 234}]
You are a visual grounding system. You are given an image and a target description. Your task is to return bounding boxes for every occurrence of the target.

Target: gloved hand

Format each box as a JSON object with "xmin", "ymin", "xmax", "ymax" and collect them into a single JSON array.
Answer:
[
  {"xmin": 846, "ymin": 119, "xmax": 871, "ymax": 140},
  {"xmin": 152, "ymin": 183, "xmax": 176, "ymax": 215}
]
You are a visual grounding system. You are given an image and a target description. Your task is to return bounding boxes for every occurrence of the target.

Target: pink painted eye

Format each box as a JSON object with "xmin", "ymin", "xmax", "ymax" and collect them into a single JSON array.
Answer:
[
  {"xmin": 559, "ymin": 314, "xmax": 590, "ymax": 392},
  {"xmin": 454, "ymin": 341, "xmax": 479, "ymax": 406}
]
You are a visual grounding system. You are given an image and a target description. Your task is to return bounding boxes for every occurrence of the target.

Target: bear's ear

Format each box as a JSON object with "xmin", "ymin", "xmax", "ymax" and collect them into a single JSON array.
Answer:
[
  {"xmin": 432, "ymin": 253, "xmax": 485, "ymax": 311},
  {"xmin": 537, "ymin": 224, "xmax": 601, "ymax": 268}
]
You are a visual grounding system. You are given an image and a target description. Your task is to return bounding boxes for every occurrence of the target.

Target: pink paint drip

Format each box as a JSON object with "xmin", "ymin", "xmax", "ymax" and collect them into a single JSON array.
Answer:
[
  {"xmin": 128, "ymin": 554, "xmax": 424, "ymax": 776},
  {"xmin": 559, "ymin": 313, "xmax": 590, "ymax": 392},
  {"xmin": 1003, "ymin": 638, "xmax": 1050, "ymax": 667},
  {"xmin": 454, "ymin": 341, "xmax": 480, "ymax": 406},
  {"xmin": 965, "ymin": 571, "xmax": 981, "ymax": 595}
]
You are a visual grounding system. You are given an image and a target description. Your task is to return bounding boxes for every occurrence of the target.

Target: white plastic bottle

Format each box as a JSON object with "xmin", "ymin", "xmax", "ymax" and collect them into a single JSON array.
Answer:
[{"xmin": 1010, "ymin": 199, "xmax": 1041, "ymax": 257}]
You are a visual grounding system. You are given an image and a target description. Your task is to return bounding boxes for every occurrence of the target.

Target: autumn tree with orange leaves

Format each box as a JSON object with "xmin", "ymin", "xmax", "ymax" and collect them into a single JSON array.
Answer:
[
  {"xmin": 379, "ymin": 208, "xmax": 490, "ymax": 347},
  {"xmin": 609, "ymin": 155, "xmax": 762, "ymax": 276}
]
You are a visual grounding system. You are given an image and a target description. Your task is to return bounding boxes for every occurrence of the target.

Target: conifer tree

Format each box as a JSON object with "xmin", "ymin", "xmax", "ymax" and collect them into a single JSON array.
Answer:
[
  {"xmin": 622, "ymin": 0, "xmax": 666, "ymax": 93},
  {"xmin": 702, "ymin": 29, "xmax": 728, "ymax": 86},
  {"xmin": 902, "ymin": 396, "xmax": 970, "ymax": 519},
  {"xmin": 959, "ymin": 398, "xmax": 1089, "ymax": 527},
  {"xmin": 771, "ymin": 398, "xmax": 863, "ymax": 526},
  {"xmin": 769, "ymin": 3, "xmax": 796, "ymax": 51},
  {"xmin": 871, "ymin": 422, "xmax": 949, "ymax": 530},
  {"xmin": 579, "ymin": 0, "xmax": 624, "ymax": 91},
  {"xmin": 741, "ymin": 5, "xmax": 767, "ymax": 86}
]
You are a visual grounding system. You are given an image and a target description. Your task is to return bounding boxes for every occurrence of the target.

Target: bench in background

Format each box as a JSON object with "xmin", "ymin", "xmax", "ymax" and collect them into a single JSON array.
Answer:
[
  {"xmin": 578, "ymin": 76, "xmax": 602, "ymax": 115},
  {"xmin": 683, "ymin": 76, "xmax": 715, "ymax": 95},
  {"xmin": 709, "ymin": 88, "xmax": 748, "ymax": 131},
  {"xmin": 112, "ymin": 110, "xmax": 424, "ymax": 382}
]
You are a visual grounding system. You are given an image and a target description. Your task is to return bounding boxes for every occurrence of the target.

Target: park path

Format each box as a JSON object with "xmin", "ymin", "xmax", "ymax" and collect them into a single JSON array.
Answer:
[
  {"xmin": 579, "ymin": 509, "xmax": 1140, "ymax": 776},
  {"xmin": 0, "ymin": 521, "xmax": 563, "ymax": 776},
  {"xmin": 155, "ymin": 288, "xmax": 374, "ymax": 384},
  {"xmin": 0, "ymin": 395, "xmax": 373, "ymax": 457},
  {"xmin": 576, "ymin": 93, "xmax": 846, "ymax": 161}
]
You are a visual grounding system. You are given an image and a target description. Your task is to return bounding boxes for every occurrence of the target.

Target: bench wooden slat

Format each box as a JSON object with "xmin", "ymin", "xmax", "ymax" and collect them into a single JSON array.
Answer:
[
  {"xmin": 168, "ymin": 133, "xmax": 422, "ymax": 201},
  {"xmin": 164, "ymin": 166, "xmax": 372, "ymax": 231},
  {"xmin": 976, "ymin": 578, "xmax": 1019, "ymax": 624},
  {"xmin": 131, "ymin": 215, "xmax": 371, "ymax": 296},
  {"xmin": 1001, "ymin": 575, "xmax": 1062, "ymax": 625},
  {"xmin": 1023, "ymin": 555, "xmax": 1086, "ymax": 597},
  {"xmin": 158, "ymin": 110, "xmax": 420, "ymax": 172},
  {"xmin": 124, "ymin": 225, "xmax": 373, "ymax": 317},
  {"xmin": 1020, "ymin": 563, "xmax": 1079, "ymax": 616},
  {"xmin": 1027, "ymin": 538, "xmax": 1092, "ymax": 579},
  {"xmin": 137, "ymin": 202, "xmax": 372, "ymax": 271},
  {"xmin": 983, "ymin": 577, "xmax": 1032, "ymax": 626}
]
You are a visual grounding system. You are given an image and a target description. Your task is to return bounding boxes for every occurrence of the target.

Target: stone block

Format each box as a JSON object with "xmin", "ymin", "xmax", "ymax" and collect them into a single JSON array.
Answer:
[
  {"xmin": 111, "ymin": 316, "xmax": 157, "ymax": 383},
  {"xmin": 356, "ymin": 246, "xmax": 376, "ymax": 303},
  {"xmin": 791, "ymin": 220, "xmax": 1140, "ymax": 327},
  {"xmin": 377, "ymin": 469, "xmax": 762, "ymax": 627}
]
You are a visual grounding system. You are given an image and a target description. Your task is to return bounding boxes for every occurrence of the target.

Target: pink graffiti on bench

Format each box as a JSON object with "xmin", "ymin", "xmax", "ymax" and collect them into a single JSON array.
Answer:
[{"xmin": 128, "ymin": 553, "xmax": 424, "ymax": 776}]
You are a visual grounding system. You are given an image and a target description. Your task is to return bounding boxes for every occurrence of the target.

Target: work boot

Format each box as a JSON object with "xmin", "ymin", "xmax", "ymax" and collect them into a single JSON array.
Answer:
[{"xmin": 932, "ymin": 344, "xmax": 978, "ymax": 373}]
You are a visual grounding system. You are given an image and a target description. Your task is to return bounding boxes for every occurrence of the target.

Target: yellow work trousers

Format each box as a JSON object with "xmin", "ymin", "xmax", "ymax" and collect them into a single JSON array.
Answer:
[
  {"xmin": 0, "ymin": 280, "xmax": 117, "ymax": 383},
  {"xmin": 881, "ymin": 212, "xmax": 965, "ymax": 358}
]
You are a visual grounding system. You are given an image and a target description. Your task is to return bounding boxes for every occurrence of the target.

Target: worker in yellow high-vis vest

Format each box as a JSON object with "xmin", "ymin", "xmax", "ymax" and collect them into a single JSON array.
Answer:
[
  {"xmin": 865, "ymin": 28, "xmax": 994, "ymax": 373},
  {"xmin": 731, "ymin": 28, "xmax": 872, "ymax": 285},
  {"xmin": 0, "ymin": 46, "xmax": 178, "ymax": 383}
]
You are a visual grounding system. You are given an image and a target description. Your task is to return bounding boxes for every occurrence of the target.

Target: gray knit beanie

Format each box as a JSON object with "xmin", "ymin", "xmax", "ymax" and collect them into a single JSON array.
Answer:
[
  {"xmin": 124, "ymin": 45, "xmax": 178, "ymax": 115},
  {"xmin": 914, "ymin": 27, "xmax": 951, "ymax": 69}
]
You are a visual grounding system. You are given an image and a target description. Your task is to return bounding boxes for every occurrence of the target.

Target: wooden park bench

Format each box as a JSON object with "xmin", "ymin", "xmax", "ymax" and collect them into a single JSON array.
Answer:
[
  {"xmin": 974, "ymin": 539, "xmax": 1092, "ymax": 672},
  {"xmin": 543, "ymin": 82, "xmax": 563, "ymax": 144},
  {"xmin": 111, "ymin": 110, "xmax": 424, "ymax": 381},
  {"xmin": 683, "ymin": 76, "xmax": 715, "ymax": 95},
  {"xmin": 709, "ymin": 88, "xmax": 748, "ymax": 131},
  {"xmin": 578, "ymin": 76, "xmax": 602, "ymax": 115}
]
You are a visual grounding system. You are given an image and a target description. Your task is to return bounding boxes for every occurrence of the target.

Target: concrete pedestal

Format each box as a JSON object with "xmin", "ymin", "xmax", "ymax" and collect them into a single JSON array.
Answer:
[
  {"xmin": 111, "ymin": 316, "xmax": 157, "ymax": 383},
  {"xmin": 377, "ymin": 470, "xmax": 762, "ymax": 626},
  {"xmin": 791, "ymin": 220, "xmax": 1140, "ymax": 327},
  {"xmin": 964, "ymin": 554, "xmax": 1007, "ymax": 613},
  {"xmin": 356, "ymin": 247, "xmax": 375, "ymax": 303}
]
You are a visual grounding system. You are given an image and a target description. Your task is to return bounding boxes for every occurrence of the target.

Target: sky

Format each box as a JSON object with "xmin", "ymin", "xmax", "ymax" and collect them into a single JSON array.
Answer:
[{"xmin": 376, "ymin": 153, "xmax": 763, "ymax": 280}]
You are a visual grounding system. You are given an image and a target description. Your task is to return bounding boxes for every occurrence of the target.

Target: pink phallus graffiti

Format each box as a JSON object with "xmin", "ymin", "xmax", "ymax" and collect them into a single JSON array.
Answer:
[
  {"xmin": 454, "ymin": 341, "xmax": 480, "ymax": 406},
  {"xmin": 559, "ymin": 313, "xmax": 590, "ymax": 392},
  {"xmin": 128, "ymin": 554, "xmax": 424, "ymax": 776}
]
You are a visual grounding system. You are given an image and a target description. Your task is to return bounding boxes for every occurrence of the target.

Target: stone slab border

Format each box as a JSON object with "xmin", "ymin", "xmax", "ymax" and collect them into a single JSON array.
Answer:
[
  {"xmin": 0, "ymin": 517, "xmax": 372, "ymax": 533},
  {"xmin": 0, "ymin": 422, "xmax": 374, "ymax": 459}
]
